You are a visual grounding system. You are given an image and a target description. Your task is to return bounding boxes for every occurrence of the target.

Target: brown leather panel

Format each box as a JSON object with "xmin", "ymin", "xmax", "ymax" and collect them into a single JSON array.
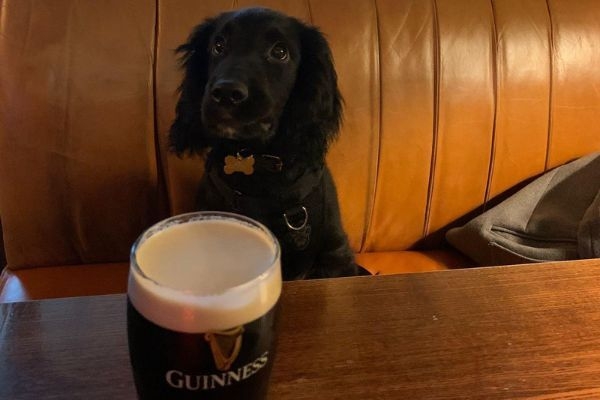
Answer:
[
  {"xmin": 356, "ymin": 250, "xmax": 475, "ymax": 276},
  {"xmin": 0, "ymin": 0, "xmax": 159, "ymax": 269},
  {"xmin": 426, "ymin": 0, "xmax": 495, "ymax": 235},
  {"xmin": 487, "ymin": 0, "xmax": 550, "ymax": 199},
  {"xmin": 0, "ymin": 263, "xmax": 129, "ymax": 303},
  {"xmin": 234, "ymin": 0, "xmax": 310, "ymax": 16},
  {"xmin": 157, "ymin": 1, "xmax": 378, "ymax": 251},
  {"xmin": 546, "ymin": 0, "xmax": 600, "ymax": 168},
  {"xmin": 364, "ymin": 0, "xmax": 435, "ymax": 252},
  {"xmin": 309, "ymin": 1, "xmax": 379, "ymax": 251}
]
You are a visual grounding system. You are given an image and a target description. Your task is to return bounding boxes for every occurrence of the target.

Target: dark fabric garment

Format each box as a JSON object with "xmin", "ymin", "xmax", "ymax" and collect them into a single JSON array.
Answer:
[{"xmin": 447, "ymin": 152, "xmax": 600, "ymax": 266}]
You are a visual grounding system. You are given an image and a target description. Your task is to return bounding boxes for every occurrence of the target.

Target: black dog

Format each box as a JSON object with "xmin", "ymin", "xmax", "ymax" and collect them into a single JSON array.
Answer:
[{"xmin": 169, "ymin": 7, "xmax": 366, "ymax": 280}]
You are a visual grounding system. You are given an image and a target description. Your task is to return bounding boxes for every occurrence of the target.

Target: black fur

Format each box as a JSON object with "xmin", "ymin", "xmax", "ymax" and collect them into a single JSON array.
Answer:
[{"xmin": 169, "ymin": 8, "xmax": 366, "ymax": 280}]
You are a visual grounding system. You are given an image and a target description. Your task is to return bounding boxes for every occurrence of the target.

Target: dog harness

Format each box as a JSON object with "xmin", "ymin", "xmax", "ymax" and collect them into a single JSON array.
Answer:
[{"xmin": 205, "ymin": 149, "xmax": 324, "ymax": 254}]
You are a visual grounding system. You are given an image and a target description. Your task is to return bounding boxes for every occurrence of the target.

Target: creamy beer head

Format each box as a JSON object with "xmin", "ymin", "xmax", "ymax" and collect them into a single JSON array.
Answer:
[{"xmin": 128, "ymin": 212, "xmax": 282, "ymax": 333}]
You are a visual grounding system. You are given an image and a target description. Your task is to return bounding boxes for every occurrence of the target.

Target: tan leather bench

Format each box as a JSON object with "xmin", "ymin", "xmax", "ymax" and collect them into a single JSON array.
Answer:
[{"xmin": 1, "ymin": 0, "xmax": 599, "ymax": 302}]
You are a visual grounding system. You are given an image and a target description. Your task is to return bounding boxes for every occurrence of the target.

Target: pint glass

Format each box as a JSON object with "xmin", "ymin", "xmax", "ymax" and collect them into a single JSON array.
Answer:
[{"xmin": 127, "ymin": 212, "xmax": 281, "ymax": 400}]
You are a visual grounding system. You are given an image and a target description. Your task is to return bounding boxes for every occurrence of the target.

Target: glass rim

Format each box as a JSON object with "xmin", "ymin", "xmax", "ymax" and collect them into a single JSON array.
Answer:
[{"xmin": 129, "ymin": 211, "xmax": 281, "ymax": 297}]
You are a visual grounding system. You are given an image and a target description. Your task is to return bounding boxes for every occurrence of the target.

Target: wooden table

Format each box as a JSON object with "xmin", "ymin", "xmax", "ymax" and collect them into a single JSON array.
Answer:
[{"xmin": 2, "ymin": 259, "xmax": 600, "ymax": 399}]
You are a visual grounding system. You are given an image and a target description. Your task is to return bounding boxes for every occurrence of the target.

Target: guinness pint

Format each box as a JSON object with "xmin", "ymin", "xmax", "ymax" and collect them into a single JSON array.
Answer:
[{"xmin": 127, "ymin": 212, "xmax": 282, "ymax": 400}]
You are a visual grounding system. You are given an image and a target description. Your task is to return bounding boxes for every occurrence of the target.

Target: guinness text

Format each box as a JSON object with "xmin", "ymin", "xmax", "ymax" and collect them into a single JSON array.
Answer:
[{"xmin": 165, "ymin": 352, "xmax": 269, "ymax": 391}]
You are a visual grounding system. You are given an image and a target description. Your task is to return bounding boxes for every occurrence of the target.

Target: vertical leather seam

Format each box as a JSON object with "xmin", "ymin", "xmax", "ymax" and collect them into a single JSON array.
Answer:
[
  {"xmin": 305, "ymin": 0, "xmax": 314, "ymax": 24},
  {"xmin": 360, "ymin": 0, "xmax": 382, "ymax": 253},
  {"xmin": 64, "ymin": 2, "xmax": 82, "ymax": 261},
  {"xmin": 231, "ymin": 0, "xmax": 238, "ymax": 9},
  {"xmin": 484, "ymin": 0, "xmax": 499, "ymax": 209},
  {"xmin": 544, "ymin": 0, "xmax": 554, "ymax": 171},
  {"xmin": 152, "ymin": 0, "xmax": 170, "ymax": 219},
  {"xmin": 424, "ymin": 0, "xmax": 440, "ymax": 238}
]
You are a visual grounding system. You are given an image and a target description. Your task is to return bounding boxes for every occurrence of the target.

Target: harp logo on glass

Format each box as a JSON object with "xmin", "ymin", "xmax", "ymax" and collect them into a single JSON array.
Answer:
[{"xmin": 165, "ymin": 326, "xmax": 270, "ymax": 391}]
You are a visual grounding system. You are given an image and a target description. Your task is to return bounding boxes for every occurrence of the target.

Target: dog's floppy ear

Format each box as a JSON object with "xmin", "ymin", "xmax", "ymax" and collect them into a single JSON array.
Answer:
[
  {"xmin": 280, "ymin": 24, "xmax": 343, "ymax": 163},
  {"xmin": 169, "ymin": 19, "xmax": 216, "ymax": 156}
]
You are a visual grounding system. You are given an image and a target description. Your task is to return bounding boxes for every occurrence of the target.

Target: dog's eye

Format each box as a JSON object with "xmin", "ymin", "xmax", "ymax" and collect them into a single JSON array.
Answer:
[
  {"xmin": 269, "ymin": 43, "xmax": 289, "ymax": 61},
  {"xmin": 211, "ymin": 36, "xmax": 226, "ymax": 56}
]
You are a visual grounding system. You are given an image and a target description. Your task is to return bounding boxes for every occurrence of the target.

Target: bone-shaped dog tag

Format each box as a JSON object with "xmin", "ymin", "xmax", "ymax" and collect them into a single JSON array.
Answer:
[{"xmin": 224, "ymin": 154, "xmax": 255, "ymax": 175}]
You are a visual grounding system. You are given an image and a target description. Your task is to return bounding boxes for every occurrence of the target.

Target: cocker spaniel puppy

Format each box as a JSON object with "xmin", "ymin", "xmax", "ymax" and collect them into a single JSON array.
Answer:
[{"xmin": 169, "ymin": 7, "xmax": 367, "ymax": 280}]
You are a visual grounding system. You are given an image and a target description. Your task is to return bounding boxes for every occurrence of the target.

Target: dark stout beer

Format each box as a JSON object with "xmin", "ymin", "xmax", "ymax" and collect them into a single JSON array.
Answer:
[{"xmin": 127, "ymin": 212, "xmax": 281, "ymax": 400}]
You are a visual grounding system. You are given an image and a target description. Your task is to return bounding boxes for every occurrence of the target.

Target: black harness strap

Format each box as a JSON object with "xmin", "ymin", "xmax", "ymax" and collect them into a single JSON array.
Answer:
[
  {"xmin": 206, "ymin": 154, "xmax": 324, "ymax": 254},
  {"xmin": 207, "ymin": 165, "xmax": 323, "ymax": 213}
]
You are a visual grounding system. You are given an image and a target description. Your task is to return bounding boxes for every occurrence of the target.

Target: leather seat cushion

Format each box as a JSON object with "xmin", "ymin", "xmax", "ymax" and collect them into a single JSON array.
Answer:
[
  {"xmin": 356, "ymin": 250, "xmax": 475, "ymax": 275},
  {"xmin": 0, "ymin": 250, "xmax": 475, "ymax": 302},
  {"xmin": 0, "ymin": 263, "xmax": 130, "ymax": 303}
]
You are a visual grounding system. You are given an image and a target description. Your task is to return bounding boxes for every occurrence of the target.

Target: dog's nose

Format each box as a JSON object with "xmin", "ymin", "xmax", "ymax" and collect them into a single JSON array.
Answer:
[{"xmin": 210, "ymin": 80, "xmax": 249, "ymax": 105}]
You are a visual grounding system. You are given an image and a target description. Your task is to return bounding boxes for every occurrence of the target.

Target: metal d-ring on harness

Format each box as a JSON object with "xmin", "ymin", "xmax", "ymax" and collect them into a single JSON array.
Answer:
[
  {"xmin": 283, "ymin": 206, "xmax": 308, "ymax": 231},
  {"xmin": 282, "ymin": 205, "xmax": 312, "ymax": 250}
]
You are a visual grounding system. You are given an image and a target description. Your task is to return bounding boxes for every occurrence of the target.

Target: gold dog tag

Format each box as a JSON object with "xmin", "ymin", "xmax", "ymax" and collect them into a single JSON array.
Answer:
[{"xmin": 224, "ymin": 154, "xmax": 255, "ymax": 175}]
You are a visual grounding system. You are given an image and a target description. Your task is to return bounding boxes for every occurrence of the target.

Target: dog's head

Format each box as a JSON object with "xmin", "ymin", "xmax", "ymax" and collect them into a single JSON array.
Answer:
[{"xmin": 169, "ymin": 8, "xmax": 342, "ymax": 164}]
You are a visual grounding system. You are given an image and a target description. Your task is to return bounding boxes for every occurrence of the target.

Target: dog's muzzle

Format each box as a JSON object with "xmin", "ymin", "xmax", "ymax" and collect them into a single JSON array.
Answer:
[{"xmin": 210, "ymin": 79, "xmax": 249, "ymax": 106}]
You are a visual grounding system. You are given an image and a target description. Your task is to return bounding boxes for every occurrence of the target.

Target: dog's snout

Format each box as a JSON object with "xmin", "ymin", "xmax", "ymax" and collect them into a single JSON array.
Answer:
[{"xmin": 210, "ymin": 80, "xmax": 249, "ymax": 105}]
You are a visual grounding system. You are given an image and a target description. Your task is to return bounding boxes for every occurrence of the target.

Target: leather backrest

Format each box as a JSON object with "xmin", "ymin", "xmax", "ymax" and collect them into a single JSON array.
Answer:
[
  {"xmin": 0, "ymin": 0, "xmax": 165, "ymax": 268},
  {"xmin": 1, "ymin": 0, "xmax": 600, "ymax": 268},
  {"xmin": 157, "ymin": 0, "xmax": 600, "ymax": 253}
]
